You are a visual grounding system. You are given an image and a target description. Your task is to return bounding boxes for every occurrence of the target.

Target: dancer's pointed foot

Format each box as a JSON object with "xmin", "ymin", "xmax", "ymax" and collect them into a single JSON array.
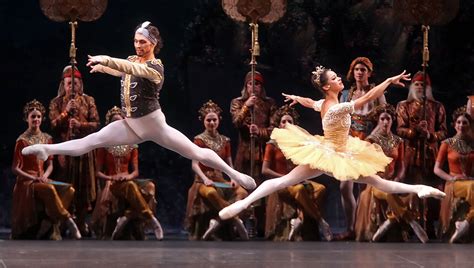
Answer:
[
  {"xmin": 233, "ymin": 218, "xmax": 249, "ymax": 241},
  {"xmin": 288, "ymin": 217, "xmax": 302, "ymax": 241},
  {"xmin": 417, "ymin": 185, "xmax": 446, "ymax": 199},
  {"xmin": 409, "ymin": 220, "xmax": 429, "ymax": 243},
  {"xmin": 219, "ymin": 200, "xmax": 247, "ymax": 220},
  {"xmin": 111, "ymin": 216, "xmax": 129, "ymax": 240},
  {"xmin": 65, "ymin": 217, "xmax": 82, "ymax": 240},
  {"xmin": 22, "ymin": 144, "xmax": 49, "ymax": 161},
  {"xmin": 230, "ymin": 173, "xmax": 256, "ymax": 190},
  {"xmin": 202, "ymin": 219, "xmax": 220, "ymax": 240},
  {"xmin": 318, "ymin": 218, "xmax": 333, "ymax": 241},
  {"xmin": 372, "ymin": 219, "xmax": 394, "ymax": 242},
  {"xmin": 151, "ymin": 217, "xmax": 164, "ymax": 241},
  {"xmin": 450, "ymin": 220, "xmax": 469, "ymax": 243}
]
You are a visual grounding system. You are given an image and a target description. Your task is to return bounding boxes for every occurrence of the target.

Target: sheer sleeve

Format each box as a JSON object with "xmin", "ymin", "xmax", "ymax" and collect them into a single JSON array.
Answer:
[{"xmin": 312, "ymin": 99, "xmax": 325, "ymax": 112}]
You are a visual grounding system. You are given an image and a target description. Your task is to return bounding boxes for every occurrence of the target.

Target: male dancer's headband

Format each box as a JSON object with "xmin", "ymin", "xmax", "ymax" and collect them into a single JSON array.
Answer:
[{"xmin": 135, "ymin": 21, "xmax": 158, "ymax": 45}]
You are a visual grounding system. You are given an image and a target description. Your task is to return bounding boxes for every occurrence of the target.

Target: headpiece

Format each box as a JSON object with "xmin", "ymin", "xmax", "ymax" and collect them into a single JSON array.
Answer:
[
  {"xmin": 312, "ymin": 65, "xmax": 328, "ymax": 86},
  {"xmin": 23, "ymin": 99, "xmax": 46, "ymax": 121},
  {"xmin": 62, "ymin": 65, "xmax": 82, "ymax": 79},
  {"xmin": 411, "ymin": 71, "xmax": 431, "ymax": 86},
  {"xmin": 198, "ymin": 100, "xmax": 223, "ymax": 121},
  {"xmin": 369, "ymin": 103, "xmax": 396, "ymax": 123},
  {"xmin": 272, "ymin": 104, "xmax": 299, "ymax": 127},
  {"xmin": 244, "ymin": 71, "xmax": 264, "ymax": 85},
  {"xmin": 135, "ymin": 21, "xmax": 158, "ymax": 45},
  {"xmin": 105, "ymin": 106, "xmax": 124, "ymax": 125}
]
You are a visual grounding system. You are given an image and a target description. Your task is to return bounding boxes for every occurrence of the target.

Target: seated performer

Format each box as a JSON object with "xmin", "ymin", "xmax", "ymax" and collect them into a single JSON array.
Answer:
[
  {"xmin": 219, "ymin": 66, "xmax": 445, "ymax": 222},
  {"xmin": 185, "ymin": 100, "xmax": 249, "ymax": 240},
  {"xmin": 262, "ymin": 105, "xmax": 331, "ymax": 241},
  {"xmin": 435, "ymin": 107, "xmax": 474, "ymax": 243},
  {"xmin": 355, "ymin": 104, "xmax": 428, "ymax": 243},
  {"xmin": 92, "ymin": 106, "xmax": 162, "ymax": 240},
  {"xmin": 11, "ymin": 100, "xmax": 80, "ymax": 240},
  {"xmin": 22, "ymin": 21, "xmax": 255, "ymax": 193}
]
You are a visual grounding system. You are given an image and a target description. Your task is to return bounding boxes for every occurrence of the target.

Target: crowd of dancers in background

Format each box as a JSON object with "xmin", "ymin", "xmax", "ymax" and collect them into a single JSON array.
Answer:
[{"xmin": 12, "ymin": 21, "xmax": 473, "ymax": 244}]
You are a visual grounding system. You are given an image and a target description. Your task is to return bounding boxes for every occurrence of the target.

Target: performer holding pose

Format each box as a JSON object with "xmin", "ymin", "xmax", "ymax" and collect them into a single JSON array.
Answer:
[
  {"xmin": 22, "ymin": 21, "xmax": 256, "ymax": 191},
  {"xmin": 219, "ymin": 66, "xmax": 445, "ymax": 221}
]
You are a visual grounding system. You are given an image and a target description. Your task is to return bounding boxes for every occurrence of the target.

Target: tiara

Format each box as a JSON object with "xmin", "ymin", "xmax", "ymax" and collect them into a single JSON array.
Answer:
[
  {"xmin": 105, "ymin": 106, "xmax": 124, "ymax": 125},
  {"xmin": 273, "ymin": 104, "xmax": 299, "ymax": 126},
  {"xmin": 198, "ymin": 100, "xmax": 222, "ymax": 121},
  {"xmin": 23, "ymin": 99, "xmax": 46, "ymax": 119},
  {"xmin": 311, "ymin": 65, "xmax": 327, "ymax": 86}
]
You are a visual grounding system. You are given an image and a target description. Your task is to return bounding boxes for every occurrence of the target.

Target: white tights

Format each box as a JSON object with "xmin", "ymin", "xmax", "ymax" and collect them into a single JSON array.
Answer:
[
  {"xmin": 234, "ymin": 164, "xmax": 440, "ymax": 210},
  {"xmin": 25, "ymin": 110, "xmax": 254, "ymax": 188}
]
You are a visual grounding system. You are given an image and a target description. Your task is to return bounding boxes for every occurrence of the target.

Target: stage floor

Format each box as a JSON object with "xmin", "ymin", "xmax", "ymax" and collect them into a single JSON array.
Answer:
[{"xmin": 1, "ymin": 240, "xmax": 473, "ymax": 267}]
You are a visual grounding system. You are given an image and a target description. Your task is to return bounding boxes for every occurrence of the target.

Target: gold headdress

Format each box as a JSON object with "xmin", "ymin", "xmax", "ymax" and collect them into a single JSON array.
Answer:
[
  {"xmin": 105, "ymin": 106, "xmax": 124, "ymax": 125},
  {"xmin": 369, "ymin": 104, "xmax": 396, "ymax": 123},
  {"xmin": 23, "ymin": 99, "xmax": 46, "ymax": 121},
  {"xmin": 452, "ymin": 106, "xmax": 471, "ymax": 125},
  {"xmin": 312, "ymin": 65, "xmax": 328, "ymax": 86},
  {"xmin": 198, "ymin": 100, "xmax": 223, "ymax": 121},
  {"xmin": 272, "ymin": 104, "xmax": 299, "ymax": 127}
]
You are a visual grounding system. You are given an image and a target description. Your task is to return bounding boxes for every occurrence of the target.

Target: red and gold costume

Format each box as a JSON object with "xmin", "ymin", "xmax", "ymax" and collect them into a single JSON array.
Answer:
[
  {"xmin": 12, "ymin": 130, "xmax": 74, "ymax": 240},
  {"xmin": 263, "ymin": 141, "xmax": 326, "ymax": 241},
  {"xmin": 185, "ymin": 131, "xmax": 248, "ymax": 240},
  {"xmin": 355, "ymin": 131, "xmax": 417, "ymax": 241},
  {"xmin": 92, "ymin": 144, "xmax": 156, "ymax": 240},
  {"xmin": 49, "ymin": 66, "xmax": 100, "ymax": 233},
  {"xmin": 230, "ymin": 73, "xmax": 277, "ymax": 183},
  {"xmin": 438, "ymin": 137, "xmax": 474, "ymax": 240}
]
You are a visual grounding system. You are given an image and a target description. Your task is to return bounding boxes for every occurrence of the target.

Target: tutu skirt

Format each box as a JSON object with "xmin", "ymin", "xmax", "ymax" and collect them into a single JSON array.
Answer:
[{"xmin": 270, "ymin": 124, "xmax": 392, "ymax": 181}]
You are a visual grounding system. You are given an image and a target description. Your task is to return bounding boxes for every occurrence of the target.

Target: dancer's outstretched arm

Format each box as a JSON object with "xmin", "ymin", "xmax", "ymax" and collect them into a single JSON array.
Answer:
[
  {"xmin": 282, "ymin": 93, "xmax": 316, "ymax": 109},
  {"xmin": 87, "ymin": 55, "xmax": 162, "ymax": 84},
  {"xmin": 354, "ymin": 71, "xmax": 410, "ymax": 110}
]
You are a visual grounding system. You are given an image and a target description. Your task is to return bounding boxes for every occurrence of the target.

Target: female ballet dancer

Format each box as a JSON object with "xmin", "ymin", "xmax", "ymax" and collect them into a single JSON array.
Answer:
[
  {"xmin": 22, "ymin": 21, "xmax": 256, "ymax": 191},
  {"xmin": 219, "ymin": 66, "xmax": 445, "ymax": 220}
]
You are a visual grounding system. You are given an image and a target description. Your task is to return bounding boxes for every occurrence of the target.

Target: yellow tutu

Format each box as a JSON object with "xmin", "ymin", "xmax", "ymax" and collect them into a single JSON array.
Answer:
[{"xmin": 270, "ymin": 124, "xmax": 392, "ymax": 181}]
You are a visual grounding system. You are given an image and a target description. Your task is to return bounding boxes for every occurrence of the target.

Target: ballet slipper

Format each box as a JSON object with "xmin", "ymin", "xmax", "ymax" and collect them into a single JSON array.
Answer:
[
  {"xmin": 450, "ymin": 220, "xmax": 469, "ymax": 243},
  {"xmin": 219, "ymin": 200, "xmax": 247, "ymax": 220},
  {"xmin": 202, "ymin": 219, "xmax": 220, "ymax": 240},
  {"xmin": 150, "ymin": 216, "xmax": 164, "ymax": 241},
  {"xmin": 372, "ymin": 219, "xmax": 394, "ymax": 242},
  {"xmin": 230, "ymin": 173, "xmax": 256, "ymax": 190},
  {"xmin": 22, "ymin": 144, "xmax": 49, "ymax": 161},
  {"xmin": 65, "ymin": 217, "xmax": 82, "ymax": 240},
  {"xmin": 111, "ymin": 216, "xmax": 129, "ymax": 240},
  {"xmin": 233, "ymin": 218, "xmax": 249, "ymax": 241},
  {"xmin": 288, "ymin": 217, "xmax": 302, "ymax": 241},
  {"xmin": 409, "ymin": 220, "xmax": 429, "ymax": 243},
  {"xmin": 416, "ymin": 186, "xmax": 446, "ymax": 199},
  {"xmin": 318, "ymin": 218, "xmax": 333, "ymax": 241}
]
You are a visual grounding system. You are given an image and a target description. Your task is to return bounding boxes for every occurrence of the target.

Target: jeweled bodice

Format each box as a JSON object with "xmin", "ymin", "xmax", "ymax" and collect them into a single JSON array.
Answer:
[{"xmin": 314, "ymin": 100, "xmax": 354, "ymax": 151}]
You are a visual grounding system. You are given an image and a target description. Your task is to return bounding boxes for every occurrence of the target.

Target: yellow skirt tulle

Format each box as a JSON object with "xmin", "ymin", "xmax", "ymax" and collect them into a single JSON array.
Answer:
[{"xmin": 270, "ymin": 124, "xmax": 392, "ymax": 181}]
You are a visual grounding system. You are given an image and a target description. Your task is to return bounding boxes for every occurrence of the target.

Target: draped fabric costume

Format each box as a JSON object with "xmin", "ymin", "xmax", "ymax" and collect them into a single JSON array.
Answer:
[
  {"xmin": 185, "ymin": 131, "xmax": 247, "ymax": 240},
  {"xmin": 92, "ymin": 145, "xmax": 156, "ymax": 240},
  {"xmin": 263, "ymin": 141, "xmax": 326, "ymax": 241},
  {"xmin": 230, "ymin": 96, "xmax": 277, "ymax": 183},
  {"xmin": 355, "ymin": 132, "xmax": 416, "ymax": 242},
  {"xmin": 12, "ymin": 131, "xmax": 74, "ymax": 240},
  {"xmin": 271, "ymin": 100, "xmax": 391, "ymax": 181},
  {"xmin": 49, "ymin": 92, "xmax": 100, "ymax": 215},
  {"xmin": 438, "ymin": 138, "xmax": 474, "ymax": 241}
]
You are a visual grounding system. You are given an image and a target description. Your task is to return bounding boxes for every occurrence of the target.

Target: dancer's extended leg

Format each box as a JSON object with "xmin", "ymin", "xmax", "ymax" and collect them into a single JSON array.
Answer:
[
  {"xmin": 147, "ymin": 112, "xmax": 256, "ymax": 190},
  {"xmin": 22, "ymin": 120, "xmax": 141, "ymax": 160},
  {"xmin": 357, "ymin": 175, "xmax": 445, "ymax": 199},
  {"xmin": 219, "ymin": 165, "xmax": 323, "ymax": 220}
]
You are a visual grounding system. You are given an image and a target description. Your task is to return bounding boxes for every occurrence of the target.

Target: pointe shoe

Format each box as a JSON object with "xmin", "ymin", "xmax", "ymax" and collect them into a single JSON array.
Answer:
[
  {"xmin": 318, "ymin": 218, "xmax": 333, "ymax": 241},
  {"xmin": 408, "ymin": 220, "xmax": 429, "ymax": 243},
  {"xmin": 111, "ymin": 216, "xmax": 129, "ymax": 240},
  {"xmin": 233, "ymin": 218, "xmax": 249, "ymax": 241},
  {"xmin": 417, "ymin": 186, "xmax": 446, "ymax": 199},
  {"xmin": 372, "ymin": 219, "xmax": 394, "ymax": 242},
  {"xmin": 151, "ymin": 217, "xmax": 164, "ymax": 241},
  {"xmin": 201, "ymin": 219, "xmax": 220, "ymax": 240},
  {"xmin": 450, "ymin": 220, "xmax": 469, "ymax": 243},
  {"xmin": 21, "ymin": 144, "xmax": 49, "ymax": 161},
  {"xmin": 288, "ymin": 218, "xmax": 302, "ymax": 241},
  {"xmin": 65, "ymin": 217, "xmax": 82, "ymax": 240},
  {"xmin": 231, "ymin": 173, "xmax": 256, "ymax": 190},
  {"xmin": 219, "ymin": 200, "xmax": 247, "ymax": 220}
]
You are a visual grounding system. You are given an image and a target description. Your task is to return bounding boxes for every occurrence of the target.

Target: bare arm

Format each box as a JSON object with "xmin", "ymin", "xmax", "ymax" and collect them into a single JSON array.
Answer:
[
  {"xmin": 282, "ymin": 93, "xmax": 316, "ymax": 109},
  {"xmin": 354, "ymin": 71, "xmax": 410, "ymax": 110},
  {"xmin": 261, "ymin": 160, "xmax": 285, "ymax": 178},
  {"xmin": 191, "ymin": 160, "xmax": 213, "ymax": 186}
]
